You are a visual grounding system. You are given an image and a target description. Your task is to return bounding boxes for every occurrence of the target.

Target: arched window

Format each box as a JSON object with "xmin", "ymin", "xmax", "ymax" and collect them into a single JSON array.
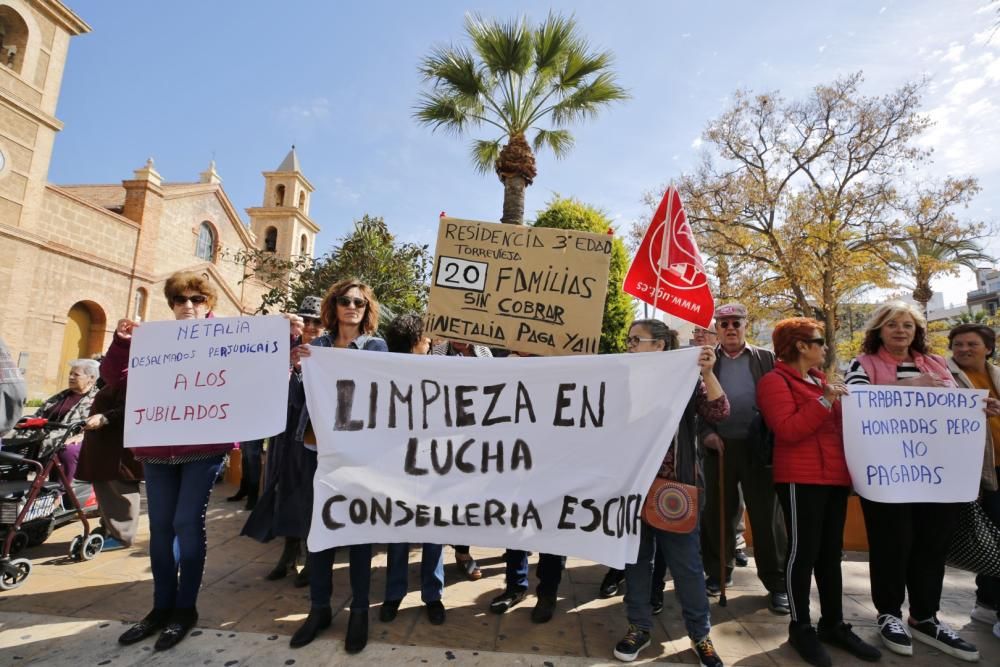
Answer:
[
  {"xmin": 275, "ymin": 184, "xmax": 285, "ymax": 207},
  {"xmin": 133, "ymin": 287, "xmax": 148, "ymax": 322},
  {"xmin": 264, "ymin": 226, "xmax": 278, "ymax": 252},
  {"xmin": 196, "ymin": 222, "xmax": 216, "ymax": 261},
  {"xmin": 299, "ymin": 234, "xmax": 308, "ymax": 256},
  {"xmin": 298, "ymin": 191, "xmax": 306, "ymax": 210},
  {"xmin": 0, "ymin": 7, "xmax": 29, "ymax": 75}
]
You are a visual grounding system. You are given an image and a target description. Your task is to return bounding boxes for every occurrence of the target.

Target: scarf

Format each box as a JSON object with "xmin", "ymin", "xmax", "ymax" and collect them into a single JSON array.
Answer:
[{"xmin": 858, "ymin": 346, "xmax": 955, "ymax": 387}]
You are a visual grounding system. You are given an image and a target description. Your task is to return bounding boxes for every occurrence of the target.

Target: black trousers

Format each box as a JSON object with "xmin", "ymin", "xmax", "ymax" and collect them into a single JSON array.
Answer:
[
  {"xmin": 860, "ymin": 497, "xmax": 962, "ymax": 620},
  {"xmin": 702, "ymin": 439, "xmax": 787, "ymax": 592},
  {"xmin": 775, "ymin": 483, "xmax": 849, "ymax": 626}
]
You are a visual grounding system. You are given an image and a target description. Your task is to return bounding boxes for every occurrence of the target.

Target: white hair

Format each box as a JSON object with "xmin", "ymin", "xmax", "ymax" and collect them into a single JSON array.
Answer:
[{"xmin": 69, "ymin": 359, "xmax": 100, "ymax": 378}]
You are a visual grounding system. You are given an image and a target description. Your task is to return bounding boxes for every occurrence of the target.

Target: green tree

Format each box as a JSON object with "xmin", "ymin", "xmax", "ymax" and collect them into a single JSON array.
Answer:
[
  {"xmin": 950, "ymin": 310, "xmax": 996, "ymax": 326},
  {"xmin": 533, "ymin": 196, "xmax": 631, "ymax": 353},
  {"xmin": 231, "ymin": 215, "xmax": 431, "ymax": 320},
  {"xmin": 415, "ymin": 12, "xmax": 627, "ymax": 225},
  {"xmin": 887, "ymin": 178, "xmax": 990, "ymax": 315}
]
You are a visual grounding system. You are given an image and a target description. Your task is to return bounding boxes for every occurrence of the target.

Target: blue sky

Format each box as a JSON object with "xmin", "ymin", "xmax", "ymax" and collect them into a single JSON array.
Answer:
[{"xmin": 51, "ymin": 1, "xmax": 999, "ymax": 306}]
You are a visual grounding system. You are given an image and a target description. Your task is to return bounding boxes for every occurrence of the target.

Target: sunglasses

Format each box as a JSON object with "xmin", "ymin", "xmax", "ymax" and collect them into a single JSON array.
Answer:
[
  {"xmin": 804, "ymin": 337, "xmax": 826, "ymax": 347},
  {"xmin": 718, "ymin": 320, "xmax": 743, "ymax": 329},
  {"xmin": 302, "ymin": 316, "xmax": 322, "ymax": 326},
  {"xmin": 336, "ymin": 296, "xmax": 368, "ymax": 308},
  {"xmin": 171, "ymin": 294, "xmax": 208, "ymax": 306},
  {"xmin": 626, "ymin": 336, "xmax": 658, "ymax": 346}
]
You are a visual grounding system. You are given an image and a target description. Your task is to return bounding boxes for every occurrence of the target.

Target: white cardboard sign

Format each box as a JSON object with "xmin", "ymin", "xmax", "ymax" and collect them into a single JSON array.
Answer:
[
  {"xmin": 301, "ymin": 346, "xmax": 702, "ymax": 568},
  {"xmin": 842, "ymin": 386, "xmax": 987, "ymax": 503},
  {"xmin": 124, "ymin": 316, "xmax": 289, "ymax": 447}
]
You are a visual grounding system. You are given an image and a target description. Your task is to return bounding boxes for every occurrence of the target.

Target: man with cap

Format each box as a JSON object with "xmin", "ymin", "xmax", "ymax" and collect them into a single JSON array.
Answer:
[{"xmin": 700, "ymin": 303, "xmax": 789, "ymax": 614}]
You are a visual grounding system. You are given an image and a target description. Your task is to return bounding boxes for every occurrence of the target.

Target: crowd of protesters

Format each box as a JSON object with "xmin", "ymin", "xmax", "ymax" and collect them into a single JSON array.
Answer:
[{"xmin": 4, "ymin": 270, "xmax": 1000, "ymax": 666}]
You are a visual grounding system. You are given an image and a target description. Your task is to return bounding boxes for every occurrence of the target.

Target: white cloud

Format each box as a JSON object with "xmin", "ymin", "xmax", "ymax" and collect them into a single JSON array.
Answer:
[
  {"xmin": 879, "ymin": 6, "xmax": 887, "ymax": 14},
  {"xmin": 941, "ymin": 43, "xmax": 966, "ymax": 63},
  {"xmin": 277, "ymin": 98, "xmax": 331, "ymax": 121},
  {"xmin": 681, "ymin": 32, "xmax": 692, "ymax": 38},
  {"xmin": 691, "ymin": 137, "xmax": 703, "ymax": 149},
  {"xmin": 950, "ymin": 77, "xmax": 986, "ymax": 99},
  {"xmin": 818, "ymin": 44, "xmax": 827, "ymax": 53}
]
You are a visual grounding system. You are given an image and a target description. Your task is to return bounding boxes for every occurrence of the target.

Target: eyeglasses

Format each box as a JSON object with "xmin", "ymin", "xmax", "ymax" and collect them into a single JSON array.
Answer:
[
  {"xmin": 171, "ymin": 294, "xmax": 208, "ymax": 306},
  {"xmin": 336, "ymin": 296, "xmax": 368, "ymax": 309},
  {"xmin": 804, "ymin": 337, "xmax": 826, "ymax": 347},
  {"xmin": 302, "ymin": 317, "xmax": 322, "ymax": 326},
  {"xmin": 718, "ymin": 320, "xmax": 743, "ymax": 329},
  {"xmin": 627, "ymin": 336, "xmax": 658, "ymax": 346}
]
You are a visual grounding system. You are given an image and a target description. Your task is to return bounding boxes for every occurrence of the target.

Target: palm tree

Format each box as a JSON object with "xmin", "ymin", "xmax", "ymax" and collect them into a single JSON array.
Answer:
[
  {"xmin": 415, "ymin": 13, "xmax": 628, "ymax": 225},
  {"xmin": 893, "ymin": 236, "xmax": 992, "ymax": 315},
  {"xmin": 950, "ymin": 309, "xmax": 995, "ymax": 326}
]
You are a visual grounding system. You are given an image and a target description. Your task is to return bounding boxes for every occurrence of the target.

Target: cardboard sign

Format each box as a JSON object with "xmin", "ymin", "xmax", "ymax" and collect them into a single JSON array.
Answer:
[
  {"xmin": 124, "ymin": 316, "xmax": 289, "ymax": 446},
  {"xmin": 425, "ymin": 217, "xmax": 612, "ymax": 356},
  {"xmin": 841, "ymin": 386, "xmax": 987, "ymax": 503},
  {"xmin": 301, "ymin": 346, "xmax": 702, "ymax": 567},
  {"xmin": 623, "ymin": 187, "xmax": 714, "ymax": 328}
]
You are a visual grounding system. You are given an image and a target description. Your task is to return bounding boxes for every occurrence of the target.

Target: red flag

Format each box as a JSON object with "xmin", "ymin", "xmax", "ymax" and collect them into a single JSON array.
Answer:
[{"xmin": 622, "ymin": 186, "xmax": 714, "ymax": 328}]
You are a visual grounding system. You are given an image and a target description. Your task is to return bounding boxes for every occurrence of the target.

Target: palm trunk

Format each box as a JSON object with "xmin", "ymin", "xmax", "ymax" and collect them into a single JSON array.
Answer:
[{"xmin": 500, "ymin": 174, "xmax": 527, "ymax": 225}]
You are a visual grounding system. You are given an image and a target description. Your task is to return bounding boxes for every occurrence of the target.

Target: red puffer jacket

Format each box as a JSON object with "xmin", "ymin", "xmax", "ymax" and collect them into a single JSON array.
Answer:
[
  {"xmin": 101, "ymin": 332, "xmax": 234, "ymax": 461},
  {"xmin": 756, "ymin": 361, "xmax": 850, "ymax": 486}
]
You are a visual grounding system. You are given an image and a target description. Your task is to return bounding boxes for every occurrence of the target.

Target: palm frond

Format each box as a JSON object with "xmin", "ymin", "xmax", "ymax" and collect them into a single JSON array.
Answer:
[
  {"xmin": 550, "ymin": 72, "xmax": 629, "ymax": 125},
  {"xmin": 414, "ymin": 92, "xmax": 480, "ymax": 134},
  {"xmin": 533, "ymin": 12, "xmax": 577, "ymax": 73},
  {"xmin": 418, "ymin": 45, "xmax": 485, "ymax": 99},
  {"xmin": 465, "ymin": 13, "xmax": 534, "ymax": 77},
  {"xmin": 558, "ymin": 49, "xmax": 614, "ymax": 90},
  {"xmin": 471, "ymin": 138, "xmax": 503, "ymax": 175},
  {"xmin": 532, "ymin": 129, "xmax": 575, "ymax": 158}
]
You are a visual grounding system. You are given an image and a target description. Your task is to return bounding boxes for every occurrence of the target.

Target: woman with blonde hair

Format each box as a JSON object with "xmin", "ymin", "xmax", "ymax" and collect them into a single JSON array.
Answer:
[{"xmin": 845, "ymin": 300, "xmax": 978, "ymax": 661}]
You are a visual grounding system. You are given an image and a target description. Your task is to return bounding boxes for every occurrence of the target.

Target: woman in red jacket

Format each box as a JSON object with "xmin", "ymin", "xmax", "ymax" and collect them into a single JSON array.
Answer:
[{"xmin": 757, "ymin": 318, "xmax": 880, "ymax": 667}]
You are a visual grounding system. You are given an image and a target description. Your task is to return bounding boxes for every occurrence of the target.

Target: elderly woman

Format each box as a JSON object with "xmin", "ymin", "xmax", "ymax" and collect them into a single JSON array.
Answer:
[
  {"xmin": 104, "ymin": 272, "xmax": 235, "ymax": 652},
  {"xmin": 946, "ymin": 324, "xmax": 1000, "ymax": 639},
  {"xmin": 758, "ymin": 318, "xmax": 881, "ymax": 666},
  {"xmin": 613, "ymin": 319, "xmax": 728, "ymax": 666},
  {"xmin": 34, "ymin": 358, "xmax": 101, "ymax": 483},
  {"xmin": 242, "ymin": 296, "xmax": 325, "ymax": 585},
  {"xmin": 845, "ymin": 301, "xmax": 978, "ymax": 661},
  {"xmin": 289, "ymin": 279, "xmax": 387, "ymax": 653}
]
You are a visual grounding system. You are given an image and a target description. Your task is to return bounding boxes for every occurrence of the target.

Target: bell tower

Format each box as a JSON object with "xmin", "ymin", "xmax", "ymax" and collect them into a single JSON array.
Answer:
[{"xmin": 247, "ymin": 146, "xmax": 319, "ymax": 261}]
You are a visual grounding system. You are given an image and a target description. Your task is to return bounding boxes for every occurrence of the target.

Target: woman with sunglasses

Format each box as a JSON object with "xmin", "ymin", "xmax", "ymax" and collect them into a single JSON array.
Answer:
[
  {"xmin": 242, "ymin": 296, "xmax": 325, "ymax": 585},
  {"xmin": 288, "ymin": 279, "xmax": 387, "ymax": 653},
  {"xmin": 757, "ymin": 318, "xmax": 881, "ymax": 667},
  {"xmin": 102, "ymin": 271, "xmax": 234, "ymax": 651}
]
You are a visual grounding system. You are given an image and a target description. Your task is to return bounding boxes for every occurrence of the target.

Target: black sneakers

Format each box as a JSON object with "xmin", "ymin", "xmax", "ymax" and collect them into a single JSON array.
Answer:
[
  {"xmin": 908, "ymin": 616, "xmax": 980, "ymax": 662},
  {"xmin": 651, "ymin": 588, "xmax": 664, "ymax": 615},
  {"xmin": 817, "ymin": 621, "xmax": 881, "ymax": 661},
  {"xmin": 789, "ymin": 623, "xmax": 832, "ymax": 667},
  {"xmin": 600, "ymin": 568, "xmax": 626, "ymax": 598},
  {"xmin": 489, "ymin": 587, "xmax": 527, "ymax": 614},
  {"xmin": 704, "ymin": 575, "xmax": 732, "ymax": 596},
  {"xmin": 692, "ymin": 636, "xmax": 724, "ymax": 667},
  {"xmin": 877, "ymin": 613, "xmax": 912, "ymax": 656},
  {"xmin": 767, "ymin": 591, "xmax": 790, "ymax": 615},
  {"xmin": 613, "ymin": 624, "xmax": 651, "ymax": 662}
]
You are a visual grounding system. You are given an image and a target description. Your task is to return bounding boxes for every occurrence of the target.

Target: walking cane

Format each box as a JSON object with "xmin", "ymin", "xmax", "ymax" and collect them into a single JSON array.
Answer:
[{"xmin": 718, "ymin": 447, "xmax": 727, "ymax": 607}]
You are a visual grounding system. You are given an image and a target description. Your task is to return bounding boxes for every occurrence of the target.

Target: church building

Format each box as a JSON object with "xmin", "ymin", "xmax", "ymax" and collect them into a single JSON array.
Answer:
[{"xmin": 0, "ymin": 0, "xmax": 318, "ymax": 397}]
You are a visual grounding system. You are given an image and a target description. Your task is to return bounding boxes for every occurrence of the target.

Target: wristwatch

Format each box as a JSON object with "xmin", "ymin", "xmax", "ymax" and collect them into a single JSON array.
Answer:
[{"xmin": 818, "ymin": 396, "xmax": 833, "ymax": 410}]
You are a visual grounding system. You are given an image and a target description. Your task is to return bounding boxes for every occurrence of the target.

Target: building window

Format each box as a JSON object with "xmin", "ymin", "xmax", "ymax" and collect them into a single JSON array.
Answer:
[
  {"xmin": 264, "ymin": 227, "xmax": 278, "ymax": 252},
  {"xmin": 0, "ymin": 8, "xmax": 29, "ymax": 75},
  {"xmin": 134, "ymin": 287, "xmax": 148, "ymax": 322},
  {"xmin": 275, "ymin": 184, "xmax": 285, "ymax": 207},
  {"xmin": 298, "ymin": 191, "xmax": 306, "ymax": 210},
  {"xmin": 300, "ymin": 234, "xmax": 308, "ymax": 256},
  {"xmin": 196, "ymin": 222, "xmax": 216, "ymax": 261}
]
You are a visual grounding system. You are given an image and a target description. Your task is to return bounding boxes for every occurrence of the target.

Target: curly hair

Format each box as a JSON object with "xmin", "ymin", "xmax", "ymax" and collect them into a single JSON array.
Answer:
[
  {"xmin": 630, "ymin": 319, "xmax": 679, "ymax": 352},
  {"xmin": 320, "ymin": 278, "xmax": 379, "ymax": 335},
  {"xmin": 860, "ymin": 300, "xmax": 927, "ymax": 355},
  {"xmin": 948, "ymin": 323, "xmax": 996, "ymax": 357},
  {"xmin": 385, "ymin": 312, "xmax": 425, "ymax": 354},
  {"xmin": 771, "ymin": 317, "xmax": 824, "ymax": 363},
  {"xmin": 163, "ymin": 271, "xmax": 217, "ymax": 310}
]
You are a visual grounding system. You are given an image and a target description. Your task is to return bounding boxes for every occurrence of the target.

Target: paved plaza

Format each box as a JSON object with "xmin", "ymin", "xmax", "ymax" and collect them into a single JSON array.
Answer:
[{"xmin": 1, "ymin": 484, "xmax": 997, "ymax": 666}]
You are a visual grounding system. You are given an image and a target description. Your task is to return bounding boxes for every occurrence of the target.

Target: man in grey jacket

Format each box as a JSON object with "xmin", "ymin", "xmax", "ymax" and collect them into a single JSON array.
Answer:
[{"xmin": 699, "ymin": 303, "xmax": 789, "ymax": 614}]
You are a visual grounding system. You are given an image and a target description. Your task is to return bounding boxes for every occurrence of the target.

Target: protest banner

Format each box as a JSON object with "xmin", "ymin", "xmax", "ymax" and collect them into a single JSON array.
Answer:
[
  {"xmin": 623, "ymin": 187, "xmax": 714, "ymax": 328},
  {"xmin": 425, "ymin": 217, "xmax": 612, "ymax": 356},
  {"xmin": 301, "ymin": 346, "xmax": 702, "ymax": 567},
  {"xmin": 124, "ymin": 316, "xmax": 289, "ymax": 447},
  {"xmin": 841, "ymin": 385, "xmax": 987, "ymax": 503}
]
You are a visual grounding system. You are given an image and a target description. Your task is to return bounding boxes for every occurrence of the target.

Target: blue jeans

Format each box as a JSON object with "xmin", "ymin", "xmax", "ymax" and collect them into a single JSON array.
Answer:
[
  {"xmin": 385, "ymin": 543, "xmax": 444, "ymax": 603},
  {"xmin": 977, "ymin": 467, "xmax": 1000, "ymax": 616},
  {"xmin": 308, "ymin": 544, "xmax": 373, "ymax": 612},
  {"xmin": 143, "ymin": 456, "xmax": 224, "ymax": 610},
  {"xmin": 504, "ymin": 550, "xmax": 565, "ymax": 596},
  {"xmin": 625, "ymin": 522, "xmax": 711, "ymax": 641}
]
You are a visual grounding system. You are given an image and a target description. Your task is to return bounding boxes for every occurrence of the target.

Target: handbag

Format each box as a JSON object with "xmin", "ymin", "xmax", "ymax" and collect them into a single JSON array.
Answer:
[
  {"xmin": 642, "ymin": 476, "xmax": 699, "ymax": 533},
  {"xmin": 946, "ymin": 499, "xmax": 1000, "ymax": 577}
]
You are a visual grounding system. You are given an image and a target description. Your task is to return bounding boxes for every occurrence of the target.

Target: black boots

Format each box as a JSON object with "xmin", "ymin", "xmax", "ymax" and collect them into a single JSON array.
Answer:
[
  {"xmin": 265, "ymin": 538, "xmax": 301, "ymax": 581},
  {"xmin": 289, "ymin": 607, "xmax": 332, "ymax": 648}
]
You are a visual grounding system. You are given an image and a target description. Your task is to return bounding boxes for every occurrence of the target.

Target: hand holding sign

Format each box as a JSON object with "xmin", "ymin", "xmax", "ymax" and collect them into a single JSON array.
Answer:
[{"xmin": 115, "ymin": 318, "xmax": 140, "ymax": 340}]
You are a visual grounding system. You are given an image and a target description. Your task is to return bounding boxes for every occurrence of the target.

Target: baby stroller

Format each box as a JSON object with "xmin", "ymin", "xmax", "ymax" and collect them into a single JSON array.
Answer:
[{"xmin": 0, "ymin": 417, "xmax": 104, "ymax": 590}]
